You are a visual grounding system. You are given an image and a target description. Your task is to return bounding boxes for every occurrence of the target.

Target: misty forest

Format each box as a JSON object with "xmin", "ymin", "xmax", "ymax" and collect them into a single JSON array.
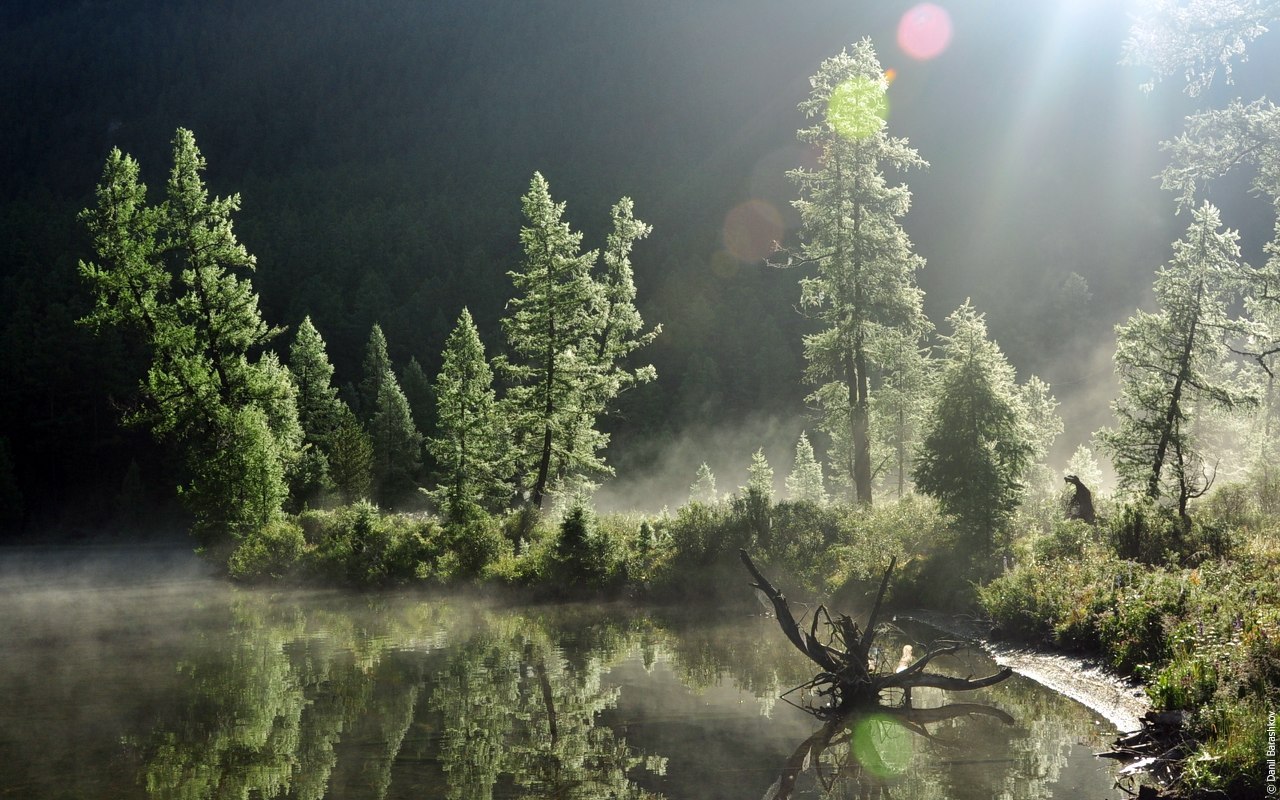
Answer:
[{"xmin": 2, "ymin": 1, "xmax": 1280, "ymax": 798}]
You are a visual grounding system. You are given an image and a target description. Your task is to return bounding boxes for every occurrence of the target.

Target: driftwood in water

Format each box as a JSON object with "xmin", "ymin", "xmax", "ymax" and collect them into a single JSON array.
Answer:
[
  {"xmin": 1096, "ymin": 710, "xmax": 1190, "ymax": 794},
  {"xmin": 739, "ymin": 549, "xmax": 1012, "ymax": 716}
]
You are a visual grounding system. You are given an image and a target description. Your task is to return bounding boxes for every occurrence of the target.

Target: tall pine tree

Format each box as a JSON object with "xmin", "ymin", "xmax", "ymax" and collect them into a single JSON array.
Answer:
[
  {"xmin": 498, "ymin": 173, "xmax": 601, "ymax": 509},
  {"xmin": 428, "ymin": 309, "xmax": 508, "ymax": 518},
  {"xmin": 79, "ymin": 128, "xmax": 301, "ymax": 543},
  {"xmin": 781, "ymin": 39, "xmax": 929, "ymax": 506},
  {"xmin": 913, "ymin": 302, "xmax": 1032, "ymax": 555},
  {"xmin": 1099, "ymin": 203, "xmax": 1249, "ymax": 516}
]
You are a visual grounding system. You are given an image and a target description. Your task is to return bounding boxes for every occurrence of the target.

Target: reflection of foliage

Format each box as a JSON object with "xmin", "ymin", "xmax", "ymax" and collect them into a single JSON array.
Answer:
[
  {"xmin": 138, "ymin": 595, "xmax": 667, "ymax": 800},
  {"xmin": 431, "ymin": 610, "xmax": 667, "ymax": 800},
  {"xmin": 132, "ymin": 590, "xmax": 1119, "ymax": 800}
]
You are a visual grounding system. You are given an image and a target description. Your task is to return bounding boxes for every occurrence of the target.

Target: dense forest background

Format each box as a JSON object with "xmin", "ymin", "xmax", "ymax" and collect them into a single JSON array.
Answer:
[{"xmin": 3, "ymin": 0, "xmax": 1277, "ymax": 533}]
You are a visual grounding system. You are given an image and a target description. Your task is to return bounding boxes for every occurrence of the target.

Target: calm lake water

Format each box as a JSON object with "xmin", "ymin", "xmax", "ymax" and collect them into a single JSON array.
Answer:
[{"xmin": 0, "ymin": 546, "xmax": 1125, "ymax": 799}]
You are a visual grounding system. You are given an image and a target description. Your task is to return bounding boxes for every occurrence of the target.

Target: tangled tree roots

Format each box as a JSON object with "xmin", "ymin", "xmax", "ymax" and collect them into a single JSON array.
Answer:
[{"xmin": 739, "ymin": 549, "xmax": 1012, "ymax": 717}]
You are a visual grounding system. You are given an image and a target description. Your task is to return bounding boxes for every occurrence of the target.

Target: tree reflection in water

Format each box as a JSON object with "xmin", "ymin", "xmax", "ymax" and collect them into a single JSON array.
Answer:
[
  {"xmin": 762, "ymin": 701, "xmax": 1015, "ymax": 800},
  {"xmin": 124, "ymin": 593, "xmax": 1113, "ymax": 800},
  {"xmin": 137, "ymin": 596, "xmax": 667, "ymax": 800}
]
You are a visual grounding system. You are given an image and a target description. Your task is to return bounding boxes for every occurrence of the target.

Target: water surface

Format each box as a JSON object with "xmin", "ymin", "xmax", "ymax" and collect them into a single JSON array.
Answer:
[{"xmin": 0, "ymin": 547, "xmax": 1124, "ymax": 799}]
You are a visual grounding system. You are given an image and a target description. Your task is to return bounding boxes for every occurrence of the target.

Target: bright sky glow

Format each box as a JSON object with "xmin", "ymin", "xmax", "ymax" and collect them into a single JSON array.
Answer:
[
  {"xmin": 897, "ymin": 3, "xmax": 953, "ymax": 60},
  {"xmin": 826, "ymin": 76, "xmax": 888, "ymax": 140}
]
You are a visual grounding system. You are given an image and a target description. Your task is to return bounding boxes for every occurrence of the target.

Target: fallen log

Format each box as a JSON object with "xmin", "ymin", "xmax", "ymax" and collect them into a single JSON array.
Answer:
[{"xmin": 739, "ymin": 549, "xmax": 1012, "ymax": 716}]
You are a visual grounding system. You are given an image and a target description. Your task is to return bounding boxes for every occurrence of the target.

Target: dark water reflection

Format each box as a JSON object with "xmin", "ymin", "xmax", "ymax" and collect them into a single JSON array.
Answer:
[{"xmin": 0, "ymin": 548, "xmax": 1123, "ymax": 799}]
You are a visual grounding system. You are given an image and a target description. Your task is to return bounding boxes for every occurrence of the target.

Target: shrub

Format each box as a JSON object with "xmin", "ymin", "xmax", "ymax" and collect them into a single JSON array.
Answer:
[
  {"xmin": 301, "ymin": 502, "xmax": 439, "ymax": 586},
  {"xmin": 227, "ymin": 518, "xmax": 306, "ymax": 581},
  {"xmin": 443, "ymin": 513, "xmax": 509, "ymax": 580}
]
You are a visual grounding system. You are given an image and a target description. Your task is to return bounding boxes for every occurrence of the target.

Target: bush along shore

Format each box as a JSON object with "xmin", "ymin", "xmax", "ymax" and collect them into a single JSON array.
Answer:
[
  {"xmin": 981, "ymin": 500, "xmax": 1278, "ymax": 798},
  {"xmin": 222, "ymin": 478, "xmax": 1278, "ymax": 798}
]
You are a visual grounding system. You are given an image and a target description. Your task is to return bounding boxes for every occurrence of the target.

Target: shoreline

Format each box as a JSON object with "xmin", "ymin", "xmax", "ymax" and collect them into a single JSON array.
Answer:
[{"xmin": 896, "ymin": 610, "xmax": 1150, "ymax": 733}]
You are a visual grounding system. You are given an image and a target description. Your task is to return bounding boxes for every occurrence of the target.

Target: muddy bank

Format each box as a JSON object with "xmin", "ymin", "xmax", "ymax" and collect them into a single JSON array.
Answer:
[{"xmin": 896, "ymin": 610, "xmax": 1150, "ymax": 733}]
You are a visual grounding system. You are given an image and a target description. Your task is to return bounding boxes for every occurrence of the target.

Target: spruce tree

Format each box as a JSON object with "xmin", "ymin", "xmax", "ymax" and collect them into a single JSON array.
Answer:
[
  {"xmin": 786, "ymin": 432, "xmax": 827, "ymax": 506},
  {"xmin": 289, "ymin": 316, "xmax": 345, "ymax": 442},
  {"xmin": 497, "ymin": 173, "xmax": 600, "ymax": 509},
  {"xmin": 288, "ymin": 316, "xmax": 347, "ymax": 502},
  {"xmin": 400, "ymin": 356, "xmax": 436, "ymax": 442},
  {"xmin": 689, "ymin": 462, "xmax": 717, "ymax": 505},
  {"xmin": 79, "ymin": 128, "xmax": 301, "ymax": 543},
  {"xmin": 359, "ymin": 323, "xmax": 392, "ymax": 424},
  {"xmin": 369, "ymin": 368, "xmax": 422, "ymax": 506},
  {"xmin": 328, "ymin": 407, "xmax": 373, "ymax": 504},
  {"xmin": 428, "ymin": 309, "xmax": 508, "ymax": 518},
  {"xmin": 913, "ymin": 302, "xmax": 1032, "ymax": 555},
  {"xmin": 1099, "ymin": 203, "xmax": 1248, "ymax": 517},
  {"xmin": 781, "ymin": 39, "xmax": 929, "ymax": 506}
]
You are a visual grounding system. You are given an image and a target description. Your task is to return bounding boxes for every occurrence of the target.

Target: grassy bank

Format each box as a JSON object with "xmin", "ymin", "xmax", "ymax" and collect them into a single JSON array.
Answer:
[{"xmin": 980, "ymin": 504, "xmax": 1279, "ymax": 797}]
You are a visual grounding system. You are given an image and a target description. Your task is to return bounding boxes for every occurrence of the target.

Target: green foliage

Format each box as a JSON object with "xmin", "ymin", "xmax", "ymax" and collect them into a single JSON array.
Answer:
[
  {"xmin": 497, "ymin": 173, "xmax": 605, "ymax": 507},
  {"xmin": 427, "ymin": 308, "xmax": 508, "ymax": 518},
  {"xmin": 227, "ymin": 518, "xmax": 306, "ymax": 581},
  {"xmin": 550, "ymin": 502, "xmax": 628, "ymax": 592},
  {"xmin": 78, "ymin": 128, "xmax": 302, "ymax": 544},
  {"xmin": 786, "ymin": 38, "xmax": 929, "ymax": 504},
  {"xmin": 358, "ymin": 323, "xmax": 392, "ymax": 424},
  {"xmin": 368, "ymin": 367, "xmax": 423, "ymax": 506},
  {"xmin": 441, "ymin": 514, "xmax": 510, "ymax": 580},
  {"xmin": 1099, "ymin": 203, "xmax": 1248, "ymax": 516},
  {"xmin": 912, "ymin": 302, "xmax": 1032, "ymax": 554},
  {"xmin": 327, "ymin": 406, "xmax": 373, "ymax": 504},
  {"xmin": 287, "ymin": 316, "xmax": 347, "ymax": 504},
  {"xmin": 302, "ymin": 501, "xmax": 439, "ymax": 586},
  {"xmin": 688, "ymin": 462, "xmax": 717, "ymax": 504},
  {"xmin": 785, "ymin": 432, "xmax": 826, "ymax": 506}
]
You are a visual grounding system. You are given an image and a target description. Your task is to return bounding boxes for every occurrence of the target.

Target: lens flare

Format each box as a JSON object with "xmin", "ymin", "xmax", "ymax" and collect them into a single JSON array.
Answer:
[
  {"xmin": 826, "ymin": 76, "xmax": 888, "ymax": 141},
  {"xmin": 884, "ymin": 68, "xmax": 898, "ymax": 85},
  {"xmin": 850, "ymin": 714, "xmax": 914, "ymax": 777},
  {"xmin": 898, "ymin": 3, "xmax": 952, "ymax": 61},
  {"xmin": 722, "ymin": 200, "xmax": 783, "ymax": 263}
]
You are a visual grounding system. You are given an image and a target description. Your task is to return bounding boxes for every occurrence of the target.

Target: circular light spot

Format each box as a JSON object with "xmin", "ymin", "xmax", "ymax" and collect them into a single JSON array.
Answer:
[
  {"xmin": 884, "ymin": 68, "xmax": 898, "ymax": 85},
  {"xmin": 722, "ymin": 200, "xmax": 784, "ymax": 263},
  {"xmin": 826, "ymin": 76, "xmax": 888, "ymax": 141},
  {"xmin": 898, "ymin": 3, "xmax": 952, "ymax": 61},
  {"xmin": 850, "ymin": 714, "xmax": 914, "ymax": 777}
]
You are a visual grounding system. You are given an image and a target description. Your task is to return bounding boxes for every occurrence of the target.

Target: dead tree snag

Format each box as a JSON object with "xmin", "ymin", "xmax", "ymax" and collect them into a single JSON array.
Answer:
[{"xmin": 739, "ymin": 549, "xmax": 1012, "ymax": 717}]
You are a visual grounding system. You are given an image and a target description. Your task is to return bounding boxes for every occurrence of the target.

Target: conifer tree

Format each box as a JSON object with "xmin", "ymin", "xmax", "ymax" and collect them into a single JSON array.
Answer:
[
  {"xmin": 745, "ymin": 449, "xmax": 774, "ymax": 503},
  {"xmin": 689, "ymin": 462, "xmax": 717, "ymax": 505},
  {"xmin": 359, "ymin": 323, "xmax": 392, "ymax": 424},
  {"xmin": 328, "ymin": 407, "xmax": 373, "ymax": 504},
  {"xmin": 913, "ymin": 302, "xmax": 1032, "ymax": 554},
  {"xmin": 1099, "ymin": 203, "xmax": 1249, "ymax": 517},
  {"xmin": 786, "ymin": 432, "xmax": 827, "ymax": 506},
  {"xmin": 428, "ymin": 309, "xmax": 508, "ymax": 518},
  {"xmin": 868, "ymin": 323, "xmax": 934, "ymax": 498},
  {"xmin": 288, "ymin": 316, "xmax": 346, "ymax": 502},
  {"xmin": 561, "ymin": 197, "xmax": 662, "ymax": 478},
  {"xmin": 780, "ymin": 39, "xmax": 929, "ymax": 506},
  {"xmin": 400, "ymin": 356, "xmax": 436, "ymax": 442},
  {"xmin": 289, "ymin": 316, "xmax": 344, "ymax": 442},
  {"xmin": 79, "ymin": 128, "xmax": 301, "ymax": 543},
  {"xmin": 369, "ymin": 368, "xmax": 422, "ymax": 506},
  {"xmin": 497, "ymin": 173, "xmax": 600, "ymax": 509}
]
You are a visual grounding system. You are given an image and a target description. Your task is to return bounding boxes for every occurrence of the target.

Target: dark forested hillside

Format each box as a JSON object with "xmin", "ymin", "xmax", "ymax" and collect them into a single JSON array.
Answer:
[{"xmin": 0, "ymin": 0, "xmax": 1256, "ymax": 533}]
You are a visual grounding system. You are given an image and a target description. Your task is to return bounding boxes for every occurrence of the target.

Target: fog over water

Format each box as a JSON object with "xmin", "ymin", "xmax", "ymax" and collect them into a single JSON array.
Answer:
[{"xmin": 0, "ymin": 546, "xmax": 1129, "ymax": 799}]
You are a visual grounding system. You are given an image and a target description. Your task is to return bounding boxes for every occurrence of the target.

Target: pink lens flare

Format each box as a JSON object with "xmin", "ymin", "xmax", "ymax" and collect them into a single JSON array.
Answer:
[{"xmin": 898, "ymin": 3, "xmax": 952, "ymax": 61}]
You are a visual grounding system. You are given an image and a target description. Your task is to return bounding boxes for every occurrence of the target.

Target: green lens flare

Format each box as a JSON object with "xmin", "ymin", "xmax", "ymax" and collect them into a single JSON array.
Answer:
[
  {"xmin": 850, "ymin": 714, "xmax": 913, "ymax": 777},
  {"xmin": 826, "ymin": 77, "xmax": 888, "ymax": 140}
]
